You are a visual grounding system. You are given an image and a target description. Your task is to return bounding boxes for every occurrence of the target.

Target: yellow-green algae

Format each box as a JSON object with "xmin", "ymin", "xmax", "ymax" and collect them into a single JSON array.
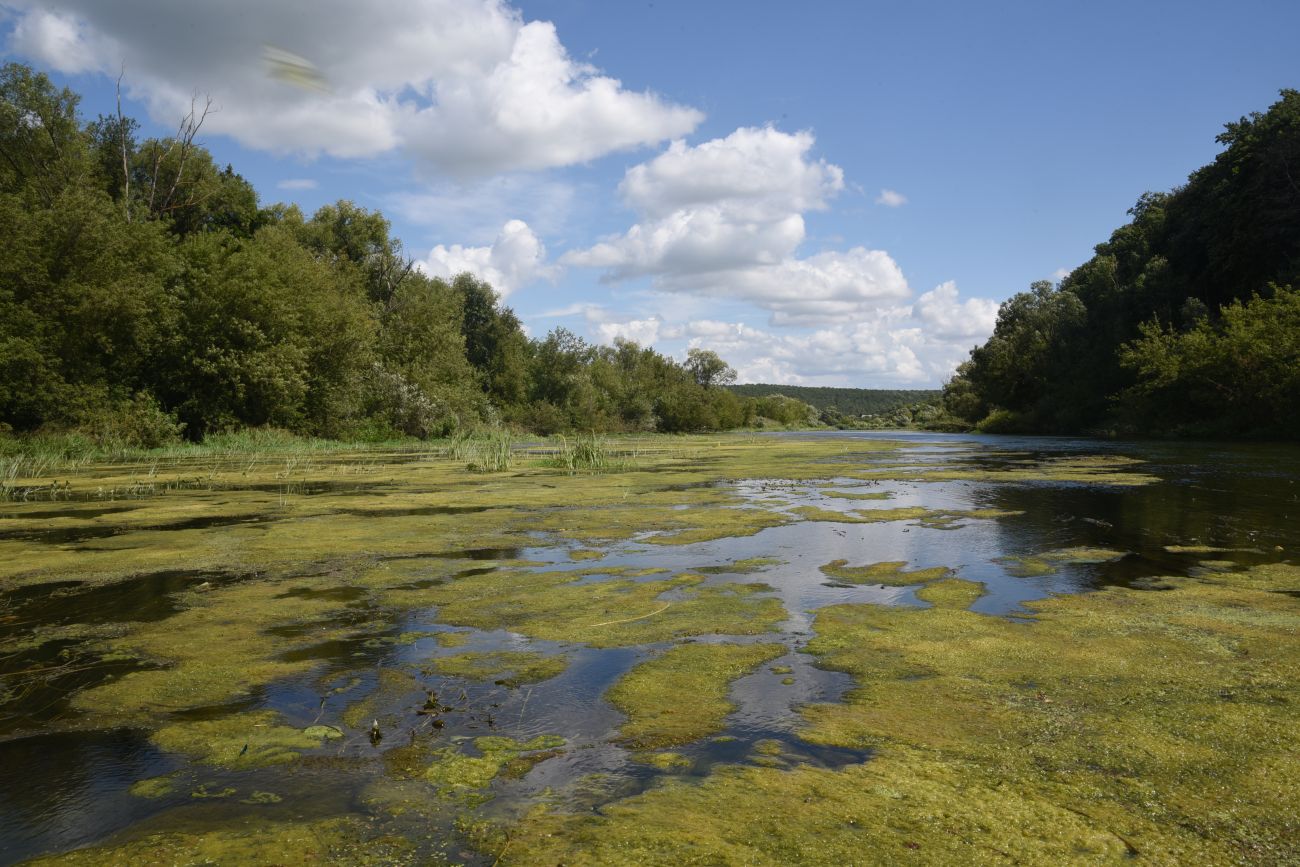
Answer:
[
  {"xmin": 425, "ymin": 735, "xmax": 567, "ymax": 794},
  {"xmin": 341, "ymin": 669, "xmax": 422, "ymax": 731},
  {"xmin": 914, "ymin": 577, "xmax": 986, "ymax": 609},
  {"xmin": 127, "ymin": 772, "xmax": 179, "ymax": 799},
  {"xmin": 429, "ymin": 650, "xmax": 568, "ymax": 686},
  {"xmin": 819, "ymin": 559, "xmax": 954, "ymax": 585},
  {"xmin": 606, "ymin": 642, "xmax": 785, "ymax": 749},
  {"xmin": 996, "ymin": 546, "xmax": 1128, "ymax": 577},
  {"xmin": 387, "ymin": 566, "xmax": 786, "ymax": 647},
  {"xmin": 482, "ymin": 564, "xmax": 1300, "ymax": 865},
  {"xmin": 69, "ymin": 573, "xmax": 374, "ymax": 719},
  {"xmin": 793, "ymin": 504, "xmax": 1023, "ymax": 528},
  {"xmin": 695, "ymin": 555, "xmax": 783, "ymax": 574},
  {"xmin": 820, "ymin": 489, "xmax": 893, "ymax": 500},
  {"xmin": 150, "ymin": 710, "xmax": 334, "ymax": 768},
  {"xmin": 630, "ymin": 751, "xmax": 693, "ymax": 770},
  {"xmin": 27, "ymin": 818, "xmax": 420, "ymax": 866}
]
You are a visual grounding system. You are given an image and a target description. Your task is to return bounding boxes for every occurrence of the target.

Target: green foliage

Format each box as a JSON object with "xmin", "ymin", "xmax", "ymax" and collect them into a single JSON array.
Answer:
[
  {"xmin": 950, "ymin": 89, "xmax": 1300, "ymax": 437},
  {"xmin": 0, "ymin": 63, "xmax": 768, "ymax": 445},
  {"xmin": 1117, "ymin": 286, "xmax": 1300, "ymax": 436},
  {"xmin": 728, "ymin": 384, "xmax": 939, "ymax": 417}
]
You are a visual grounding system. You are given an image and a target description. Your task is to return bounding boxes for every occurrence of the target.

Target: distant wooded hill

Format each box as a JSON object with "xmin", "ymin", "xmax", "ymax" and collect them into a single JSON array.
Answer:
[{"xmin": 727, "ymin": 384, "xmax": 940, "ymax": 416}]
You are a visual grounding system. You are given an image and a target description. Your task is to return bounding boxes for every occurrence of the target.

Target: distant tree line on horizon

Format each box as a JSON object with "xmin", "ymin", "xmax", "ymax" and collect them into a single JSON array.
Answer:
[
  {"xmin": 943, "ymin": 89, "xmax": 1300, "ymax": 439},
  {"xmin": 0, "ymin": 63, "xmax": 831, "ymax": 449},
  {"xmin": 726, "ymin": 384, "xmax": 939, "ymax": 419}
]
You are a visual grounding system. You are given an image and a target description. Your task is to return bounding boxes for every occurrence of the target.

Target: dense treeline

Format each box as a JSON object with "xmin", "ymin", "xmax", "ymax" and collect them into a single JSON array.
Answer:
[
  {"xmin": 726, "ymin": 384, "xmax": 939, "ymax": 418},
  {"xmin": 944, "ymin": 89, "xmax": 1300, "ymax": 438},
  {"xmin": 0, "ymin": 64, "xmax": 801, "ymax": 447}
]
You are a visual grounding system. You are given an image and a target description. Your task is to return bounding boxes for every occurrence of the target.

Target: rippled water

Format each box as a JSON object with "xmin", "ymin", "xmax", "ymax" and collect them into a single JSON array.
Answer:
[{"xmin": 1, "ymin": 431, "xmax": 1297, "ymax": 863}]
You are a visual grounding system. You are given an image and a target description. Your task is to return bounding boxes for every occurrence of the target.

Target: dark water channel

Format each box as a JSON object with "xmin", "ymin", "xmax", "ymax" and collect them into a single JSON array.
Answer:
[{"xmin": 1, "ymin": 432, "xmax": 1297, "ymax": 863}]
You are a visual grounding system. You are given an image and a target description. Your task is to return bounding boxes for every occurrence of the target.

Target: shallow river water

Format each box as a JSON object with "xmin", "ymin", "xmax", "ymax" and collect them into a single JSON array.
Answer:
[{"xmin": 0, "ymin": 431, "xmax": 1296, "ymax": 864}]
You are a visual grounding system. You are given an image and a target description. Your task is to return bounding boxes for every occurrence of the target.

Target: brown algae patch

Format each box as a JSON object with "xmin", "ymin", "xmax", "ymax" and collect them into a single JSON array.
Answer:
[
  {"xmin": 151, "ymin": 710, "xmax": 340, "ymax": 769},
  {"xmin": 429, "ymin": 651, "xmax": 568, "ymax": 687},
  {"xmin": 819, "ymin": 559, "xmax": 954, "ymax": 586},
  {"xmin": 995, "ymin": 546, "xmax": 1127, "ymax": 577},
  {"xmin": 606, "ymin": 642, "xmax": 785, "ymax": 749}
]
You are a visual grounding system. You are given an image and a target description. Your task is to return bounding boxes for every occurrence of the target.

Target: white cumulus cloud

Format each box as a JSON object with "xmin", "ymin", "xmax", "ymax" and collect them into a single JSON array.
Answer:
[
  {"xmin": 419, "ymin": 219, "xmax": 555, "ymax": 296},
  {"xmin": 276, "ymin": 178, "xmax": 318, "ymax": 191},
  {"xmin": 911, "ymin": 281, "xmax": 999, "ymax": 340},
  {"xmin": 563, "ymin": 126, "xmax": 910, "ymax": 324},
  {"xmin": 875, "ymin": 188, "xmax": 907, "ymax": 207},
  {"xmin": 4, "ymin": 0, "xmax": 702, "ymax": 175}
]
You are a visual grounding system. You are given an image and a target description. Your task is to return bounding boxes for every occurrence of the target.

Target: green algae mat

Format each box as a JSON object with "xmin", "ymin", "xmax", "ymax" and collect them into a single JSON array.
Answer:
[{"xmin": 1, "ymin": 433, "xmax": 1297, "ymax": 865}]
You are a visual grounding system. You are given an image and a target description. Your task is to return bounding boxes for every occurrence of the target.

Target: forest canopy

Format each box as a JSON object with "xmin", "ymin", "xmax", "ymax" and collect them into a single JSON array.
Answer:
[
  {"xmin": 0, "ymin": 63, "xmax": 818, "ymax": 446},
  {"xmin": 943, "ymin": 89, "xmax": 1300, "ymax": 438}
]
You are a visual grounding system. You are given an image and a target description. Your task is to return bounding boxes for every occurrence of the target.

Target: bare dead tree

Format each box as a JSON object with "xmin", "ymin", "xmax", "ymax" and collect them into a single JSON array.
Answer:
[
  {"xmin": 116, "ymin": 64, "xmax": 130, "ymax": 221},
  {"xmin": 144, "ymin": 92, "xmax": 214, "ymax": 218}
]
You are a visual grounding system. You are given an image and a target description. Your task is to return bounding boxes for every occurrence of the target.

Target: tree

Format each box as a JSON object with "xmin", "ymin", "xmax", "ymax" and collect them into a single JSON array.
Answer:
[{"xmin": 685, "ymin": 348, "xmax": 737, "ymax": 389}]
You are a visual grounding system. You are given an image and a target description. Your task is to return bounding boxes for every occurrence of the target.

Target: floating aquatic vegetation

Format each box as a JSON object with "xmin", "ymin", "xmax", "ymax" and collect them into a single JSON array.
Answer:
[
  {"xmin": 429, "ymin": 650, "xmax": 568, "ymax": 687},
  {"xmin": 151, "ymin": 710, "xmax": 334, "ymax": 769},
  {"xmin": 792, "ymin": 505, "xmax": 1022, "ymax": 528},
  {"xmin": 821, "ymin": 489, "xmax": 893, "ymax": 500},
  {"xmin": 128, "ymin": 772, "xmax": 180, "ymax": 799},
  {"xmin": 995, "ymin": 546, "xmax": 1127, "ymax": 577},
  {"xmin": 487, "ymin": 564, "xmax": 1300, "ymax": 864},
  {"xmin": 606, "ymin": 642, "xmax": 785, "ymax": 749},
  {"xmin": 425, "ymin": 735, "xmax": 566, "ymax": 797},
  {"xmin": 819, "ymin": 559, "xmax": 954, "ymax": 586},
  {"xmin": 407, "ymin": 568, "xmax": 786, "ymax": 648},
  {"xmin": 25, "ymin": 817, "xmax": 414, "ymax": 865},
  {"xmin": 695, "ymin": 556, "xmax": 783, "ymax": 574}
]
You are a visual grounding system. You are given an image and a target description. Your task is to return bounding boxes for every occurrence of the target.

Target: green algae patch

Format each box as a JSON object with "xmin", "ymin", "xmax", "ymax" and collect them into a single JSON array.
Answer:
[
  {"xmin": 341, "ymin": 668, "xmax": 422, "ymax": 731},
  {"xmin": 486, "ymin": 564, "xmax": 1300, "ymax": 865},
  {"xmin": 915, "ymin": 578, "xmax": 986, "ymax": 609},
  {"xmin": 412, "ymin": 569, "xmax": 786, "ymax": 647},
  {"xmin": 430, "ymin": 650, "xmax": 568, "ymax": 687},
  {"xmin": 606, "ymin": 642, "xmax": 785, "ymax": 749},
  {"xmin": 485, "ymin": 756, "xmax": 1137, "ymax": 865},
  {"xmin": 795, "ymin": 562, "xmax": 1300, "ymax": 861},
  {"xmin": 630, "ymin": 751, "xmax": 693, "ymax": 770},
  {"xmin": 68, "ymin": 573, "xmax": 375, "ymax": 719},
  {"xmin": 128, "ymin": 772, "xmax": 180, "ymax": 799},
  {"xmin": 821, "ymin": 489, "xmax": 893, "ymax": 500},
  {"xmin": 996, "ymin": 546, "xmax": 1127, "ymax": 577},
  {"xmin": 151, "ymin": 710, "xmax": 330, "ymax": 768},
  {"xmin": 794, "ymin": 505, "xmax": 1022, "ymax": 528},
  {"xmin": 436, "ymin": 631, "xmax": 471, "ymax": 648},
  {"xmin": 569, "ymin": 548, "xmax": 604, "ymax": 561},
  {"xmin": 819, "ymin": 559, "xmax": 953, "ymax": 586},
  {"xmin": 696, "ymin": 556, "xmax": 783, "ymax": 574},
  {"xmin": 426, "ymin": 735, "xmax": 567, "ymax": 796},
  {"xmin": 907, "ymin": 454, "xmax": 1160, "ymax": 487},
  {"xmin": 27, "ymin": 817, "xmax": 416, "ymax": 866}
]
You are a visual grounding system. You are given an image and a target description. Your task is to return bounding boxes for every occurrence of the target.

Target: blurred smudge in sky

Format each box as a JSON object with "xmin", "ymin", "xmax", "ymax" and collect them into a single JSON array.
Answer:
[{"xmin": 263, "ymin": 45, "xmax": 330, "ymax": 93}]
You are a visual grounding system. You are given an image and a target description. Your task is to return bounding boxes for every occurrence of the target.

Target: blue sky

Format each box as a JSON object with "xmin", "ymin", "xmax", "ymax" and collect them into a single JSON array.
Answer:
[{"xmin": 4, "ymin": 0, "xmax": 1296, "ymax": 386}]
